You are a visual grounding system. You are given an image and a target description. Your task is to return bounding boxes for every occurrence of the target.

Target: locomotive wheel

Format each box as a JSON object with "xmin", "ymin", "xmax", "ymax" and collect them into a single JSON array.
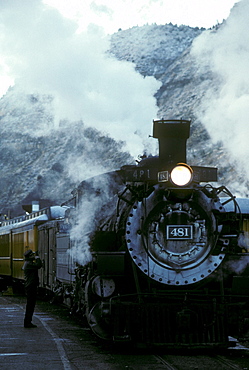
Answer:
[{"xmin": 87, "ymin": 302, "xmax": 112, "ymax": 340}]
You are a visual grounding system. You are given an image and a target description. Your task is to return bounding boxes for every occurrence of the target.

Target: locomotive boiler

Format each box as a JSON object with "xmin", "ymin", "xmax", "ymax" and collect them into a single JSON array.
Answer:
[{"xmin": 1, "ymin": 119, "xmax": 249, "ymax": 349}]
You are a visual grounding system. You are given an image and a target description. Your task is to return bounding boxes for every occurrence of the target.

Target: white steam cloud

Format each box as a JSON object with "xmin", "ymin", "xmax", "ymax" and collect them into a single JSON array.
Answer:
[
  {"xmin": 0, "ymin": 0, "xmax": 161, "ymax": 265},
  {"xmin": 0, "ymin": 0, "xmax": 160, "ymax": 157},
  {"xmin": 68, "ymin": 198, "xmax": 95, "ymax": 267},
  {"xmin": 68, "ymin": 174, "xmax": 120, "ymax": 266},
  {"xmin": 191, "ymin": 0, "xmax": 249, "ymax": 181}
]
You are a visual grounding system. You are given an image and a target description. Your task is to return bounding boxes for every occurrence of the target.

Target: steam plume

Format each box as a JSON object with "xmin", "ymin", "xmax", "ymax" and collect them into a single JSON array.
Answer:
[
  {"xmin": 191, "ymin": 0, "xmax": 249, "ymax": 184},
  {"xmin": 0, "ymin": 0, "xmax": 160, "ymax": 157}
]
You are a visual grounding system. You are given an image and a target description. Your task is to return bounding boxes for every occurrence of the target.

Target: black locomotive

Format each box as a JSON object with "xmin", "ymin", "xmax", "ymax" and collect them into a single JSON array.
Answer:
[{"xmin": 1, "ymin": 119, "xmax": 249, "ymax": 348}]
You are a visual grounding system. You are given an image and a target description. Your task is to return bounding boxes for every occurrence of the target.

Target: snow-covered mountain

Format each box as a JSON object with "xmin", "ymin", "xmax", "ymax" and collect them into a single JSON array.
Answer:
[{"xmin": 110, "ymin": 24, "xmax": 204, "ymax": 78}]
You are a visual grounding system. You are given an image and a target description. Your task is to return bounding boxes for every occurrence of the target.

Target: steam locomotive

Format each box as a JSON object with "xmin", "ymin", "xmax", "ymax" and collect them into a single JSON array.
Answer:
[{"xmin": 1, "ymin": 119, "xmax": 249, "ymax": 348}]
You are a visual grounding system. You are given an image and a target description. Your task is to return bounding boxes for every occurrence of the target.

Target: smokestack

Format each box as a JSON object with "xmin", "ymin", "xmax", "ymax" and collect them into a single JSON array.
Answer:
[{"xmin": 153, "ymin": 119, "xmax": 190, "ymax": 166}]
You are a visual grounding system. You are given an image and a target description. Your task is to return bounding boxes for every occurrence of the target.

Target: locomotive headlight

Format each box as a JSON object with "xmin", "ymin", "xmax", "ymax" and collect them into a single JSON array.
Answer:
[{"xmin": 170, "ymin": 164, "xmax": 193, "ymax": 186}]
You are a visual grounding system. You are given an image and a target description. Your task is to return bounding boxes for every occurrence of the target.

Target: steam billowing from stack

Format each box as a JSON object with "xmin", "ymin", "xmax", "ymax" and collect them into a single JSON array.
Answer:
[{"xmin": 191, "ymin": 0, "xmax": 249, "ymax": 189}]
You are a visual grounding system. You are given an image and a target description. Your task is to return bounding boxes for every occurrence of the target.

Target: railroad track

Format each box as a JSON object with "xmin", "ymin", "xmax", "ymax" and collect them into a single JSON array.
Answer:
[{"xmin": 153, "ymin": 348, "xmax": 249, "ymax": 369}]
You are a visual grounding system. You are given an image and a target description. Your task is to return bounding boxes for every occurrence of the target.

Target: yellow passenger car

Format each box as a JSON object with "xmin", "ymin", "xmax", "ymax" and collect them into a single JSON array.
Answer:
[{"xmin": 0, "ymin": 207, "xmax": 65, "ymax": 283}]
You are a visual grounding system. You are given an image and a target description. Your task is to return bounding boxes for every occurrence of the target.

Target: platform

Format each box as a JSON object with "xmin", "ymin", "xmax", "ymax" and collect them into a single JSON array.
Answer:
[
  {"xmin": 0, "ymin": 294, "xmax": 73, "ymax": 370},
  {"xmin": 0, "ymin": 291, "xmax": 139, "ymax": 369}
]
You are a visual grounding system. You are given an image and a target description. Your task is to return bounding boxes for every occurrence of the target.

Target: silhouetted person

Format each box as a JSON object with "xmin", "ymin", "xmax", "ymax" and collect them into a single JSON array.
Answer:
[{"xmin": 22, "ymin": 249, "xmax": 42, "ymax": 328}]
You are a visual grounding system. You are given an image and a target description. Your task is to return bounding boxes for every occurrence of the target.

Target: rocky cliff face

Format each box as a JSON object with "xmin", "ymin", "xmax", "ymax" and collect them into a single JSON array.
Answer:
[
  {"xmin": 0, "ymin": 90, "xmax": 132, "ymax": 216},
  {"xmin": 110, "ymin": 24, "xmax": 204, "ymax": 78}
]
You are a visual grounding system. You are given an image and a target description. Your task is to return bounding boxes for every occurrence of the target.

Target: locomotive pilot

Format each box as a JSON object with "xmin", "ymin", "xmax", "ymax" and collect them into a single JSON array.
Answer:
[{"xmin": 22, "ymin": 248, "xmax": 42, "ymax": 328}]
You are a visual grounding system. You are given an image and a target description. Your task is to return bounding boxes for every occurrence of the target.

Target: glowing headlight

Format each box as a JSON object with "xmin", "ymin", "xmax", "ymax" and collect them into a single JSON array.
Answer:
[{"xmin": 170, "ymin": 164, "xmax": 193, "ymax": 186}]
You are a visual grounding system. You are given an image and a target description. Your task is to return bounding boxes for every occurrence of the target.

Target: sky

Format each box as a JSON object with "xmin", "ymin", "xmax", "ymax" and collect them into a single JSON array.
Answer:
[{"xmin": 44, "ymin": 0, "xmax": 238, "ymax": 34}]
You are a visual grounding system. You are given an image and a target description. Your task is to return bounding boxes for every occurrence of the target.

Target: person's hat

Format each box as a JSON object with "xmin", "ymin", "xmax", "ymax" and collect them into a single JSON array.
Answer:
[{"xmin": 24, "ymin": 249, "xmax": 34, "ymax": 259}]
